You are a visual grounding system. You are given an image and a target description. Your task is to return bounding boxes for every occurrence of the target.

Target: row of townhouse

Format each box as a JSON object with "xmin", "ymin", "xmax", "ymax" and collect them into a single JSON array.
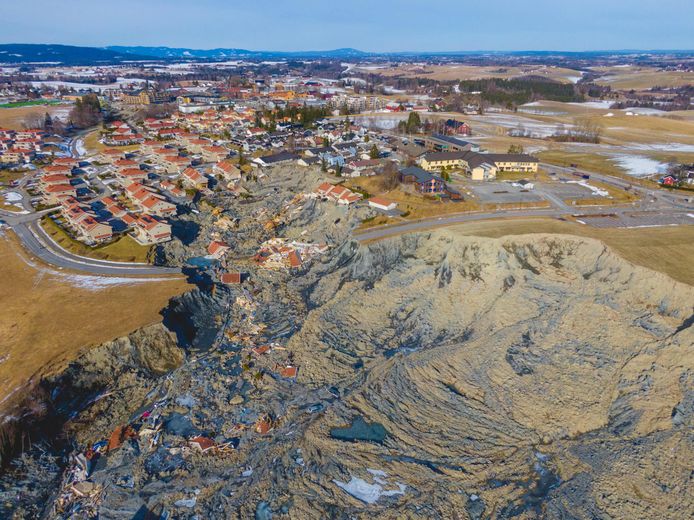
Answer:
[
  {"xmin": 60, "ymin": 197, "xmax": 113, "ymax": 243},
  {"xmin": 39, "ymin": 163, "xmax": 77, "ymax": 204},
  {"xmin": 103, "ymin": 120, "xmax": 144, "ymax": 146},
  {"xmin": 212, "ymin": 160, "xmax": 242, "ymax": 184},
  {"xmin": 124, "ymin": 182, "xmax": 177, "ymax": 218},
  {"xmin": 130, "ymin": 214, "xmax": 172, "ymax": 245},
  {"xmin": 0, "ymin": 128, "xmax": 45, "ymax": 164}
]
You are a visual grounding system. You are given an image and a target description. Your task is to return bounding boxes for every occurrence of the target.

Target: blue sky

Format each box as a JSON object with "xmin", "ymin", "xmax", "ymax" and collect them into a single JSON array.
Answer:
[{"xmin": 4, "ymin": 0, "xmax": 694, "ymax": 51}]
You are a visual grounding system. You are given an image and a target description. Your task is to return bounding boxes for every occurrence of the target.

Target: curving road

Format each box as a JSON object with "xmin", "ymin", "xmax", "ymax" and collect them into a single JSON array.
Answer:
[{"xmin": 1, "ymin": 209, "xmax": 181, "ymax": 277}]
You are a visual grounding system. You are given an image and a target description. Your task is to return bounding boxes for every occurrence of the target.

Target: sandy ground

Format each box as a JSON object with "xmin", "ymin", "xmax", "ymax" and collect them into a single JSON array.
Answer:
[{"xmin": 0, "ymin": 232, "xmax": 192, "ymax": 411}]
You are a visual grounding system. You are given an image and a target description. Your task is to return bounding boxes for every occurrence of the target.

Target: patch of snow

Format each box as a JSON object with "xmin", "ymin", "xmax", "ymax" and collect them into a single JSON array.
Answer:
[
  {"xmin": 622, "ymin": 107, "xmax": 667, "ymax": 116},
  {"xmin": 568, "ymin": 100, "xmax": 614, "ymax": 109},
  {"xmin": 174, "ymin": 494, "xmax": 197, "ymax": 508},
  {"xmin": 4, "ymin": 192, "xmax": 22, "ymax": 202},
  {"xmin": 610, "ymin": 155, "xmax": 668, "ymax": 177},
  {"xmin": 175, "ymin": 394, "xmax": 196, "ymax": 408},
  {"xmin": 627, "ymin": 142, "xmax": 694, "ymax": 154},
  {"xmin": 75, "ymin": 138, "xmax": 87, "ymax": 157},
  {"xmin": 566, "ymin": 180, "xmax": 609, "ymax": 197},
  {"xmin": 333, "ymin": 470, "xmax": 407, "ymax": 504},
  {"xmin": 55, "ymin": 273, "xmax": 175, "ymax": 291}
]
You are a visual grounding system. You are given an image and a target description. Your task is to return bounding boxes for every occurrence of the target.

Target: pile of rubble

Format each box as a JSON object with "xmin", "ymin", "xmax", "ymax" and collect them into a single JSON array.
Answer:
[{"xmin": 253, "ymin": 238, "xmax": 329, "ymax": 271}]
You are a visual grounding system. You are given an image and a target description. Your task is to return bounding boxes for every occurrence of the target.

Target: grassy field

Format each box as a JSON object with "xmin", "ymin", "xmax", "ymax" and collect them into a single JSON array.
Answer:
[
  {"xmin": 0, "ymin": 100, "xmax": 63, "ymax": 109},
  {"xmin": 0, "ymin": 104, "xmax": 72, "ymax": 130},
  {"xmin": 344, "ymin": 176, "xmax": 482, "ymax": 219},
  {"xmin": 593, "ymin": 67, "xmax": 694, "ymax": 90},
  {"xmin": 0, "ymin": 233, "xmax": 191, "ymax": 411},
  {"xmin": 0, "ymin": 202, "xmax": 24, "ymax": 212},
  {"xmin": 0, "ymin": 170, "xmax": 25, "ymax": 185},
  {"xmin": 82, "ymin": 127, "xmax": 140, "ymax": 155},
  {"xmin": 571, "ymin": 179, "xmax": 640, "ymax": 205},
  {"xmin": 446, "ymin": 218, "xmax": 694, "ymax": 286},
  {"xmin": 41, "ymin": 216, "xmax": 152, "ymax": 263},
  {"xmin": 537, "ymin": 150, "xmax": 649, "ymax": 184},
  {"xmin": 368, "ymin": 64, "xmax": 583, "ymax": 84}
]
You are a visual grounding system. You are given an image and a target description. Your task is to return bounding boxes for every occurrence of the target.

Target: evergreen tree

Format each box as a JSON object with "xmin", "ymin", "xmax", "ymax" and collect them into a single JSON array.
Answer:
[{"xmin": 405, "ymin": 111, "xmax": 421, "ymax": 134}]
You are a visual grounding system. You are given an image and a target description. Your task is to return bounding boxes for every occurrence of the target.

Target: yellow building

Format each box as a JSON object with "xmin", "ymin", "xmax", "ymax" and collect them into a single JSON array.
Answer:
[{"xmin": 420, "ymin": 151, "xmax": 538, "ymax": 181}]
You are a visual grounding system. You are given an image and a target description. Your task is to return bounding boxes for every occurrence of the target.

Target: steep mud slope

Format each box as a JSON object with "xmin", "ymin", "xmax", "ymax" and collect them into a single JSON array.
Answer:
[{"xmin": 1, "ymin": 232, "xmax": 692, "ymax": 519}]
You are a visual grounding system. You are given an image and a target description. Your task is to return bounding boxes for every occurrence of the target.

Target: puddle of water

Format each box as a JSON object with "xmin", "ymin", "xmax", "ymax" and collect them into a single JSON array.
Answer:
[{"xmin": 330, "ymin": 416, "xmax": 388, "ymax": 444}]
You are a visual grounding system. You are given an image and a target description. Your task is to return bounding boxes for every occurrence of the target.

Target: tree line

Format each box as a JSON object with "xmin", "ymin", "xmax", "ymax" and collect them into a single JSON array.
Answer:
[{"xmin": 458, "ymin": 78, "xmax": 584, "ymax": 108}]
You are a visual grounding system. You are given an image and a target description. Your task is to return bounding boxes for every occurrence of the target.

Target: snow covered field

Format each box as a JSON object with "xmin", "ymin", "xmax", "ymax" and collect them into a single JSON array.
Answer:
[
  {"xmin": 609, "ymin": 155, "xmax": 668, "ymax": 177},
  {"xmin": 28, "ymin": 78, "xmax": 149, "ymax": 92}
]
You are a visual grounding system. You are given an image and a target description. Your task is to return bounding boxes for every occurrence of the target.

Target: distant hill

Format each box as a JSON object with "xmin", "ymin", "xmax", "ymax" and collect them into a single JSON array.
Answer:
[
  {"xmin": 106, "ymin": 46, "xmax": 370, "ymax": 60},
  {"xmin": 0, "ymin": 44, "xmax": 152, "ymax": 65}
]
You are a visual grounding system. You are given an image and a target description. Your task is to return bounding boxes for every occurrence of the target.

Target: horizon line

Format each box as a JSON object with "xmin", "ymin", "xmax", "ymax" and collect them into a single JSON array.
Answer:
[{"xmin": 4, "ymin": 42, "xmax": 694, "ymax": 55}]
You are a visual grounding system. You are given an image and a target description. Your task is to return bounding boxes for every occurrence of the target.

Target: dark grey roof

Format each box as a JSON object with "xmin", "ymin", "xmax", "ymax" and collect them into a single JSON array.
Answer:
[
  {"xmin": 423, "ymin": 150, "xmax": 472, "ymax": 162},
  {"xmin": 399, "ymin": 166, "xmax": 444, "ymax": 183},
  {"xmin": 481, "ymin": 153, "xmax": 539, "ymax": 164},
  {"xmin": 429, "ymin": 133, "xmax": 472, "ymax": 147},
  {"xmin": 258, "ymin": 151, "xmax": 300, "ymax": 164}
]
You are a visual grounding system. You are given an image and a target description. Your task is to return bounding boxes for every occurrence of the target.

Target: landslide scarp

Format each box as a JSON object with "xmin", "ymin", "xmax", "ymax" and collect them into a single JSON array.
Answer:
[{"xmin": 1, "ymin": 230, "xmax": 692, "ymax": 519}]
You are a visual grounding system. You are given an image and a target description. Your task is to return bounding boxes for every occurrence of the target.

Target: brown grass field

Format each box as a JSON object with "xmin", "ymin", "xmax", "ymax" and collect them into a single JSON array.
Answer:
[
  {"xmin": 0, "ymin": 104, "xmax": 72, "ymax": 130},
  {"xmin": 0, "ymin": 233, "xmax": 191, "ymax": 411},
  {"xmin": 82, "ymin": 127, "xmax": 141, "ymax": 155},
  {"xmin": 592, "ymin": 67, "xmax": 694, "ymax": 90},
  {"xmin": 365, "ymin": 64, "xmax": 583, "ymax": 84}
]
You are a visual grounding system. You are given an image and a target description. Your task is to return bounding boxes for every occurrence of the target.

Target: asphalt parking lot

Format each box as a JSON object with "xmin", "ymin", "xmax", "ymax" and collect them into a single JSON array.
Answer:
[
  {"xmin": 544, "ymin": 181, "xmax": 602, "ymax": 200},
  {"xmin": 463, "ymin": 182, "xmax": 544, "ymax": 204}
]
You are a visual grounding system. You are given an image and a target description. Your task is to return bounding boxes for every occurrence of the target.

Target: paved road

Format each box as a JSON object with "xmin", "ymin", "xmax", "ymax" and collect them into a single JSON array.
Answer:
[
  {"xmin": 355, "ymin": 203, "xmax": 694, "ymax": 243},
  {"xmin": 355, "ymin": 208, "xmax": 564, "ymax": 241},
  {"xmin": 8, "ymin": 219, "xmax": 182, "ymax": 276}
]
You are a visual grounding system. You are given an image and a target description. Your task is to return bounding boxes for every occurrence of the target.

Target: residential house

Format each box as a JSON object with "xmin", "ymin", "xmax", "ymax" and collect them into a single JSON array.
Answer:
[
  {"xmin": 399, "ymin": 166, "xmax": 446, "ymax": 194},
  {"xmin": 181, "ymin": 167, "xmax": 209, "ymax": 189},
  {"xmin": 116, "ymin": 168, "xmax": 148, "ymax": 186},
  {"xmin": 213, "ymin": 160, "xmax": 242, "ymax": 183},
  {"xmin": 132, "ymin": 214, "xmax": 172, "ymax": 244},
  {"xmin": 42, "ymin": 183, "xmax": 77, "ymax": 204},
  {"xmin": 314, "ymin": 182, "xmax": 363, "ymax": 205},
  {"xmin": 443, "ymin": 119, "xmax": 472, "ymax": 136},
  {"xmin": 368, "ymin": 197, "xmax": 398, "ymax": 211},
  {"xmin": 201, "ymin": 145, "xmax": 229, "ymax": 163},
  {"xmin": 252, "ymin": 151, "xmax": 300, "ymax": 168},
  {"xmin": 207, "ymin": 240, "xmax": 230, "ymax": 259}
]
